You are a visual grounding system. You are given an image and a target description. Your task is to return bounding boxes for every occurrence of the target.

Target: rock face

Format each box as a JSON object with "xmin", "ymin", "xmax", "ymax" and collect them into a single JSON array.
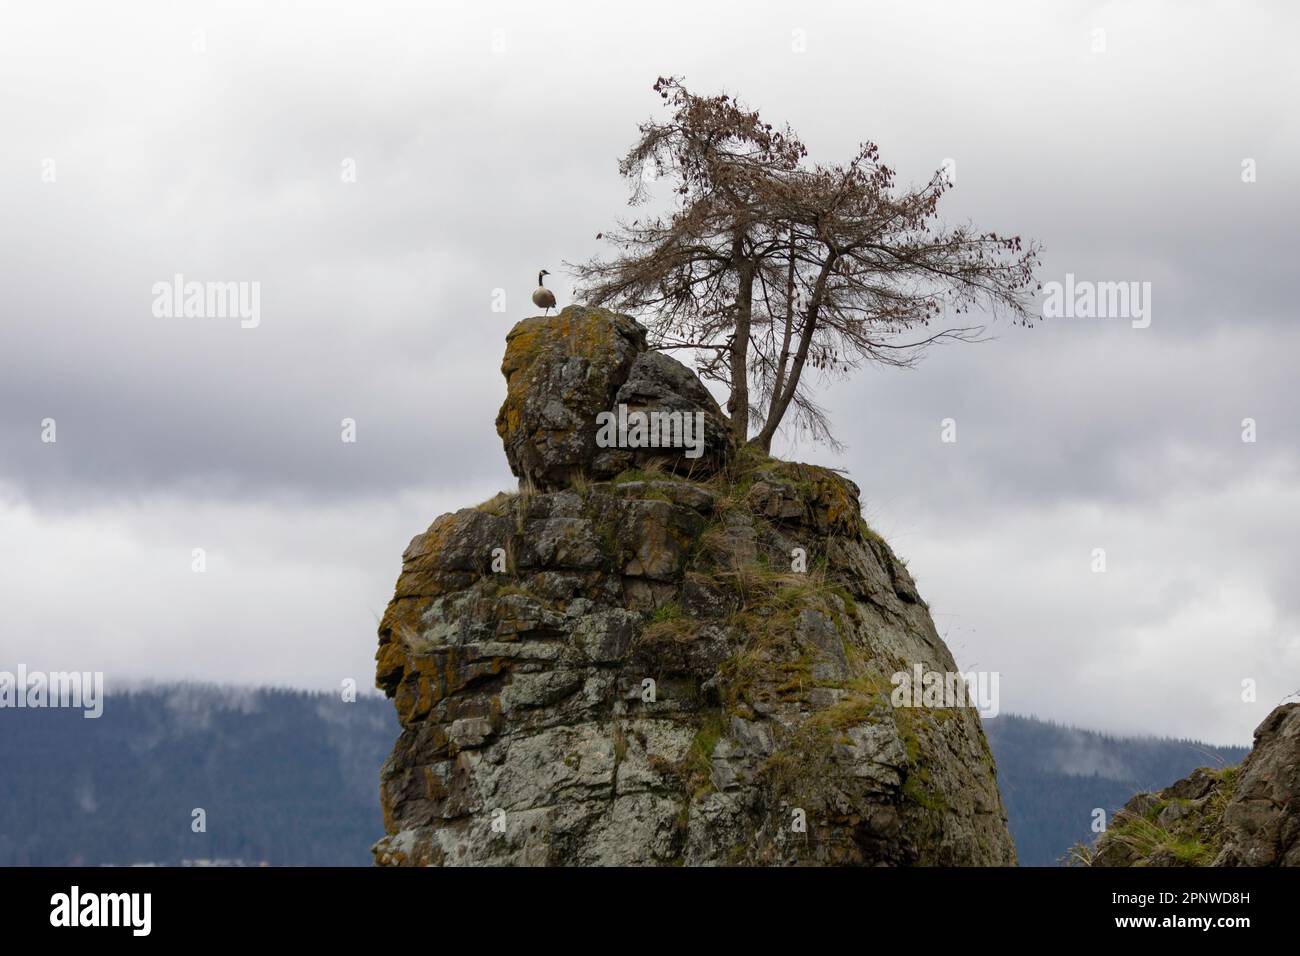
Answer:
[
  {"xmin": 494, "ymin": 306, "xmax": 730, "ymax": 489},
  {"xmin": 373, "ymin": 307, "xmax": 1015, "ymax": 866},
  {"xmin": 1092, "ymin": 703, "xmax": 1300, "ymax": 867}
]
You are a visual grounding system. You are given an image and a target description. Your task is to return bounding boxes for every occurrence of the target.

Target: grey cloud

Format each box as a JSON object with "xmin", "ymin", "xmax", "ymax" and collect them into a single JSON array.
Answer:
[{"xmin": 1, "ymin": 0, "xmax": 1296, "ymax": 744}]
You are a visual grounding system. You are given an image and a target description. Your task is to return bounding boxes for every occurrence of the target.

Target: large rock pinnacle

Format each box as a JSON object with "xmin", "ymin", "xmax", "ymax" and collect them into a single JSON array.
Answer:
[{"xmin": 373, "ymin": 306, "xmax": 1016, "ymax": 866}]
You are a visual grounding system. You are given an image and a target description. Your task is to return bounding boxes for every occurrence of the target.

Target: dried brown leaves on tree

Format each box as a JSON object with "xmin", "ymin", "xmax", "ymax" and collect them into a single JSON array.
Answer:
[{"xmin": 570, "ymin": 77, "xmax": 1042, "ymax": 452}]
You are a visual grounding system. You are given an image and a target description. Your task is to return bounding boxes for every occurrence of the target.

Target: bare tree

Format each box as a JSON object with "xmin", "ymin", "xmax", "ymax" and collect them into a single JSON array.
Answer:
[{"xmin": 572, "ymin": 78, "xmax": 1041, "ymax": 452}]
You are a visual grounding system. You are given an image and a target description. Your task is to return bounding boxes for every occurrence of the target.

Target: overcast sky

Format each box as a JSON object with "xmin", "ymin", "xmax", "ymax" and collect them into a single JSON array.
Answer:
[{"xmin": 1, "ymin": 1, "xmax": 1296, "ymax": 745}]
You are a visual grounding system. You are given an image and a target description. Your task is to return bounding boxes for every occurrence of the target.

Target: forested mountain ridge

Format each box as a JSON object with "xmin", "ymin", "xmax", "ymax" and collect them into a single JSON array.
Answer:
[
  {"xmin": 0, "ymin": 684, "xmax": 395, "ymax": 866},
  {"xmin": 984, "ymin": 714, "xmax": 1248, "ymax": 866}
]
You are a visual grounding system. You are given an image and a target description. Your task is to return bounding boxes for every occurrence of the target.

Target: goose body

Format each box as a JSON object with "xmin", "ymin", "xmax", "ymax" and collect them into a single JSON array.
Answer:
[{"xmin": 532, "ymin": 269, "xmax": 557, "ymax": 314}]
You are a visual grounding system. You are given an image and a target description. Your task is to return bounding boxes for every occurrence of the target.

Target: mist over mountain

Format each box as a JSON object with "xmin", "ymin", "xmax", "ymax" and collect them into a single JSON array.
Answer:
[
  {"xmin": 984, "ymin": 714, "xmax": 1248, "ymax": 866},
  {"xmin": 0, "ymin": 684, "xmax": 396, "ymax": 866}
]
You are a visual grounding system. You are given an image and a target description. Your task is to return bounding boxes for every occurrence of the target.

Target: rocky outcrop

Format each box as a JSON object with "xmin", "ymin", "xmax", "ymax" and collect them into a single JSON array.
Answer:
[
  {"xmin": 1091, "ymin": 703, "xmax": 1300, "ymax": 867},
  {"xmin": 373, "ymin": 306, "xmax": 1015, "ymax": 866},
  {"xmin": 494, "ymin": 306, "xmax": 730, "ymax": 489}
]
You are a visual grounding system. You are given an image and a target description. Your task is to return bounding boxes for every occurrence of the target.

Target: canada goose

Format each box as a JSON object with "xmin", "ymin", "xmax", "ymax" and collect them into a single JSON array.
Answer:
[{"xmin": 532, "ymin": 270, "xmax": 557, "ymax": 315}]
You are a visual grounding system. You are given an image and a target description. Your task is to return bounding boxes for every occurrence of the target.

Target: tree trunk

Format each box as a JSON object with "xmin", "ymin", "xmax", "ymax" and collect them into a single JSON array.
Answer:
[
  {"xmin": 756, "ymin": 230, "xmax": 798, "ymax": 453},
  {"xmin": 754, "ymin": 254, "xmax": 835, "ymax": 450},
  {"xmin": 729, "ymin": 248, "xmax": 755, "ymax": 444}
]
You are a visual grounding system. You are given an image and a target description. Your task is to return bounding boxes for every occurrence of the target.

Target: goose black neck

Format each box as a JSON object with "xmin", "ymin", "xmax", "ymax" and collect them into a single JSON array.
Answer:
[{"xmin": 537, "ymin": 271, "xmax": 545, "ymax": 287}]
